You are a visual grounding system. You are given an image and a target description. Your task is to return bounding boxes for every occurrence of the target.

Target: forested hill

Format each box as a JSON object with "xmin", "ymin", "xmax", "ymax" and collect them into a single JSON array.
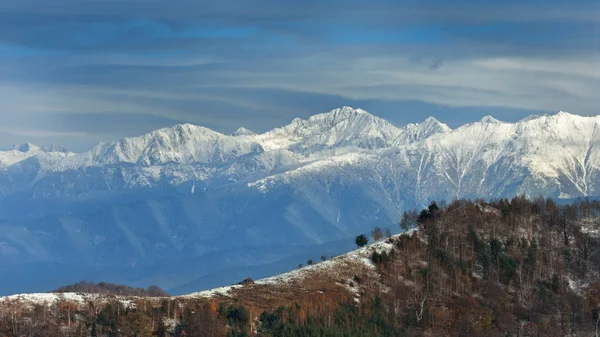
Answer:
[
  {"xmin": 1, "ymin": 196, "xmax": 600, "ymax": 336},
  {"xmin": 53, "ymin": 281, "xmax": 168, "ymax": 297}
]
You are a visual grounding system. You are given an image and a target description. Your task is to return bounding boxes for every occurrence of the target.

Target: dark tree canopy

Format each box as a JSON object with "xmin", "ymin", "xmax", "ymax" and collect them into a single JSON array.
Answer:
[{"xmin": 355, "ymin": 234, "xmax": 369, "ymax": 247}]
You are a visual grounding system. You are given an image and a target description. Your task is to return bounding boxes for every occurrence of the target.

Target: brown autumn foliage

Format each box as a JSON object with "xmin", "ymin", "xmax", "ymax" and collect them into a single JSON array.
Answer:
[{"xmin": 372, "ymin": 226, "xmax": 384, "ymax": 241}]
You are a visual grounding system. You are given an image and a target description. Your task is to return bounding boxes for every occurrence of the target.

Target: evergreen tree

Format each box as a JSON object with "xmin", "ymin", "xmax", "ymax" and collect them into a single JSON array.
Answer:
[{"xmin": 355, "ymin": 234, "xmax": 369, "ymax": 247}]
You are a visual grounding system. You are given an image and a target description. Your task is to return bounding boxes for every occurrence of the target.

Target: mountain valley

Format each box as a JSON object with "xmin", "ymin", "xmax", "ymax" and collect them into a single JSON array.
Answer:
[{"xmin": 0, "ymin": 107, "xmax": 599, "ymax": 295}]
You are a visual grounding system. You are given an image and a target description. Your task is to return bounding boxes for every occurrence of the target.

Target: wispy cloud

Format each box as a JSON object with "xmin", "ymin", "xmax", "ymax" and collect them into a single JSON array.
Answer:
[{"xmin": 0, "ymin": 0, "xmax": 598, "ymax": 149}]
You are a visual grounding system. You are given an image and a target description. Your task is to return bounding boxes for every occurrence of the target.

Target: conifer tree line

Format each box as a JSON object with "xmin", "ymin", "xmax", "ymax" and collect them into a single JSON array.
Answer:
[{"xmin": 1, "ymin": 196, "xmax": 600, "ymax": 336}]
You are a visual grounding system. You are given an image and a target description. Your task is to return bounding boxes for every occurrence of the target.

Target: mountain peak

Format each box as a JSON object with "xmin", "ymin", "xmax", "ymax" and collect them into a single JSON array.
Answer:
[
  {"xmin": 313, "ymin": 106, "xmax": 370, "ymax": 123},
  {"xmin": 555, "ymin": 111, "xmax": 575, "ymax": 118},
  {"xmin": 338, "ymin": 105, "xmax": 362, "ymax": 113},
  {"xmin": 421, "ymin": 116, "xmax": 452, "ymax": 131},
  {"xmin": 423, "ymin": 116, "xmax": 440, "ymax": 123},
  {"xmin": 516, "ymin": 111, "xmax": 593, "ymax": 126},
  {"xmin": 170, "ymin": 123, "xmax": 204, "ymax": 133},
  {"xmin": 234, "ymin": 127, "xmax": 256, "ymax": 136},
  {"xmin": 479, "ymin": 115, "xmax": 502, "ymax": 124},
  {"xmin": 393, "ymin": 116, "xmax": 451, "ymax": 145},
  {"xmin": 84, "ymin": 122, "xmax": 264, "ymax": 167},
  {"xmin": 259, "ymin": 107, "xmax": 401, "ymax": 151},
  {"xmin": 286, "ymin": 107, "xmax": 383, "ymax": 129},
  {"xmin": 12, "ymin": 143, "xmax": 40, "ymax": 153}
]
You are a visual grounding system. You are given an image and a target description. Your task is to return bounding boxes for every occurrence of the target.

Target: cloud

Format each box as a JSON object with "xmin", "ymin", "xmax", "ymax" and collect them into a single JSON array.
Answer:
[
  {"xmin": 0, "ymin": 0, "xmax": 598, "ymax": 149},
  {"xmin": 429, "ymin": 58, "xmax": 444, "ymax": 71}
]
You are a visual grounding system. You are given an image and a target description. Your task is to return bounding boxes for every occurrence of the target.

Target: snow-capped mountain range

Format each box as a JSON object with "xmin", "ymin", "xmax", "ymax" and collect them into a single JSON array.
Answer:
[{"xmin": 0, "ymin": 106, "xmax": 598, "ymax": 295}]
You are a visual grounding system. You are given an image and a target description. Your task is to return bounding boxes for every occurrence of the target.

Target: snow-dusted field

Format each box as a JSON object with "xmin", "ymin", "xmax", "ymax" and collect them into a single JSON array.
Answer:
[
  {"xmin": 181, "ymin": 230, "xmax": 413, "ymax": 301},
  {"xmin": 0, "ymin": 292, "xmax": 136, "ymax": 308}
]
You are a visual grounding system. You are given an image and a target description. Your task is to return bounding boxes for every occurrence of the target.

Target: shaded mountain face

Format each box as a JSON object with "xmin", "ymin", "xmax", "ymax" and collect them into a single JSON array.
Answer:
[{"xmin": 0, "ymin": 106, "xmax": 599, "ymax": 295}]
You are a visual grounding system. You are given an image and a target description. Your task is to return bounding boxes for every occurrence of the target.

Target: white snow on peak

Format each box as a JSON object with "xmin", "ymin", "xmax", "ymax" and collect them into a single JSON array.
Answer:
[
  {"xmin": 233, "ymin": 127, "xmax": 256, "ymax": 136},
  {"xmin": 515, "ymin": 111, "xmax": 579, "ymax": 124},
  {"xmin": 2, "ymin": 107, "xmax": 600, "ymax": 201},
  {"xmin": 408, "ymin": 111, "xmax": 600, "ymax": 198},
  {"xmin": 393, "ymin": 116, "xmax": 452, "ymax": 145},
  {"xmin": 256, "ymin": 106, "xmax": 403, "ymax": 152},
  {"xmin": 556, "ymin": 111, "xmax": 573, "ymax": 117},
  {"xmin": 0, "ymin": 143, "xmax": 74, "ymax": 168},
  {"xmin": 479, "ymin": 115, "xmax": 502, "ymax": 124},
  {"xmin": 423, "ymin": 116, "xmax": 451, "ymax": 129},
  {"xmin": 76, "ymin": 123, "xmax": 264, "ymax": 167}
]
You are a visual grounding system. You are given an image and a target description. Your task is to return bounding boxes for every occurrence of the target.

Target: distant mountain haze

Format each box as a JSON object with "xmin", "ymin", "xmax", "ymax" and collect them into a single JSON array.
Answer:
[{"xmin": 0, "ymin": 106, "xmax": 598, "ymax": 295}]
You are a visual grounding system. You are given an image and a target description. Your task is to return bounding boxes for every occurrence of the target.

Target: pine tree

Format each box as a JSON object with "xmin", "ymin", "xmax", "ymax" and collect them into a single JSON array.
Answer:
[{"xmin": 355, "ymin": 234, "xmax": 369, "ymax": 247}]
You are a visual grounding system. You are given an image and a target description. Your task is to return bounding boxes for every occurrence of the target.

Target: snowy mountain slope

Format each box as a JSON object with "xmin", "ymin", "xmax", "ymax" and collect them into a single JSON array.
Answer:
[
  {"xmin": 408, "ymin": 112, "xmax": 600, "ymax": 200},
  {"xmin": 390, "ymin": 116, "xmax": 452, "ymax": 146},
  {"xmin": 243, "ymin": 109, "xmax": 600, "ymax": 202},
  {"xmin": 233, "ymin": 127, "xmax": 256, "ymax": 136},
  {"xmin": 255, "ymin": 106, "xmax": 405, "ymax": 153},
  {"xmin": 0, "ymin": 106, "xmax": 599, "ymax": 295},
  {"xmin": 74, "ymin": 123, "xmax": 264, "ymax": 168},
  {"xmin": 0, "ymin": 143, "xmax": 74, "ymax": 168}
]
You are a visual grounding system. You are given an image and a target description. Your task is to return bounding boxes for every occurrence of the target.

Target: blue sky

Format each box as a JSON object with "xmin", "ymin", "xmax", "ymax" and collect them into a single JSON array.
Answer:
[{"xmin": 0, "ymin": 0, "xmax": 598, "ymax": 150}]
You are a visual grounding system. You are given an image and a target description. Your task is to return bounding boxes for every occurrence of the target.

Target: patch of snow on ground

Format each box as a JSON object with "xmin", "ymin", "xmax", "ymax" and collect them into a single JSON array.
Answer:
[
  {"xmin": 0, "ymin": 292, "xmax": 135, "ymax": 307},
  {"xmin": 1, "ymin": 292, "xmax": 90, "ymax": 305},
  {"xmin": 567, "ymin": 276, "xmax": 585, "ymax": 295},
  {"xmin": 258, "ymin": 236, "xmax": 397, "ymax": 285},
  {"xmin": 180, "ymin": 285, "xmax": 243, "ymax": 298},
  {"xmin": 337, "ymin": 279, "xmax": 361, "ymax": 303},
  {"xmin": 580, "ymin": 217, "xmax": 600, "ymax": 237},
  {"xmin": 477, "ymin": 203, "xmax": 501, "ymax": 216},
  {"xmin": 256, "ymin": 259, "xmax": 340, "ymax": 285}
]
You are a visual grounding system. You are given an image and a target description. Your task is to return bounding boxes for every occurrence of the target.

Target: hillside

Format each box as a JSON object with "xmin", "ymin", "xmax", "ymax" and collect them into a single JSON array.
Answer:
[
  {"xmin": 2, "ymin": 197, "xmax": 600, "ymax": 336},
  {"xmin": 1, "ymin": 107, "xmax": 600, "ymax": 295}
]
